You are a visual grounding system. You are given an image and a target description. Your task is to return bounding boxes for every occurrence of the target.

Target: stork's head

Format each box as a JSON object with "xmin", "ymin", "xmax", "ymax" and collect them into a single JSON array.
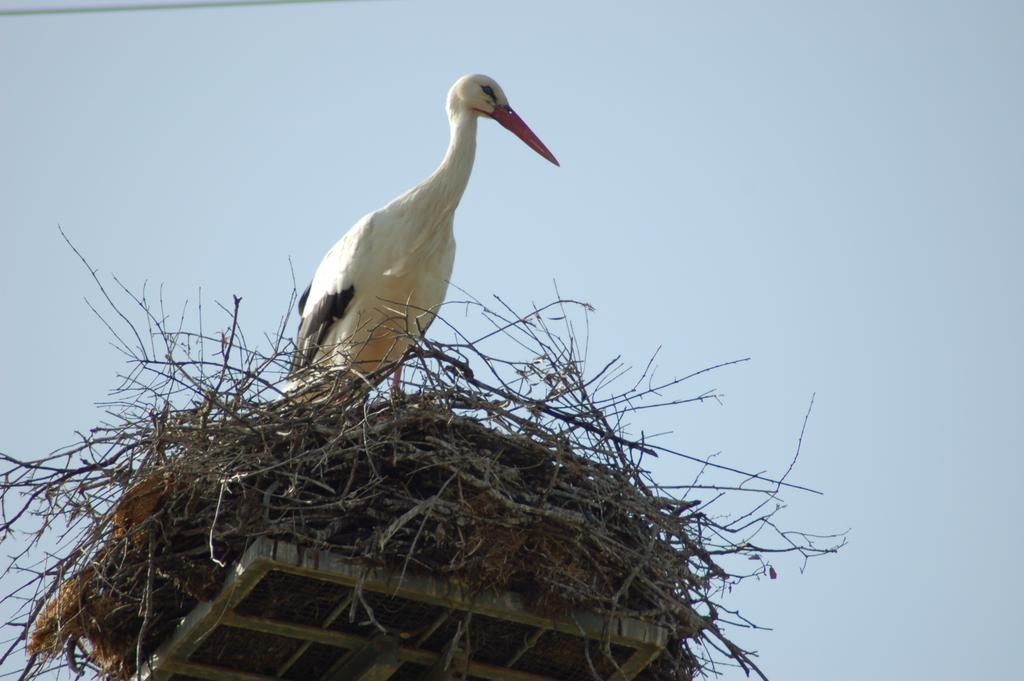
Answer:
[{"xmin": 448, "ymin": 74, "xmax": 559, "ymax": 167}]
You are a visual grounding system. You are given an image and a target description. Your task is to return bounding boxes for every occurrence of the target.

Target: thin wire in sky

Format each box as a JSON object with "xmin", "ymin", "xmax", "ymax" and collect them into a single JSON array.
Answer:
[{"xmin": 0, "ymin": 0, "xmax": 361, "ymax": 16}]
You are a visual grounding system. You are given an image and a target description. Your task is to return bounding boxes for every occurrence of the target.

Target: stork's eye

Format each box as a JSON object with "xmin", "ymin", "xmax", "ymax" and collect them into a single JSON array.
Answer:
[{"xmin": 481, "ymin": 85, "xmax": 495, "ymax": 98}]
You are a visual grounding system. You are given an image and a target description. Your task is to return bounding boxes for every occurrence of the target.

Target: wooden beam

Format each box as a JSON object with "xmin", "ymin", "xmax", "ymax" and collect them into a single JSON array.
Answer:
[
  {"xmin": 141, "ymin": 556, "xmax": 271, "ymax": 681},
  {"xmin": 504, "ymin": 627, "xmax": 547, "ymax": 668},
  {"xmin": 221, "ymin": 611, "xmax": 364, "ymax": 649},
  {"xmin": 413, "ymin": 610, "xmax": 451, "ymax": 647},
  {"xmin": 613, "ymin": 644, "xmax": 668, "ymax": 681},
  {"xmin": 161, "ymin": 659, "xmax": 282, "ymax": 681},
  {"xmin": 421, "ymin": 638, "xmax": 468, "ymax": 681},
  {"xmin": 274, "ymin": 593, "xmax": 355, "ymax": 677},
  {"xmin": 322, "ymin": 635, "xmax": 400, "ymax": 681},
  {"xmin": 218, "ymin": 612, "xmax": 563, "ymax": 681},
  {"xmin": 254, "ymin": 538, "xmax": 668, "ymax": 650}
]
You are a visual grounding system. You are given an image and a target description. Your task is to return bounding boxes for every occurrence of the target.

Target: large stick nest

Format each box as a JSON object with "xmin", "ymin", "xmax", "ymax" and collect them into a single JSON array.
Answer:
[{"xmin": 1, "ymin": 292, "xmax": 843, "ymax": 681}]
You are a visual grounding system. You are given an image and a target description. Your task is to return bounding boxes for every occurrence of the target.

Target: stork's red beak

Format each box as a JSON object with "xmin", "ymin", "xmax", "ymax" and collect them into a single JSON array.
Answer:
[{"xmin": 489, "ymin": 105, "xmax": 559, "ymax": 167}]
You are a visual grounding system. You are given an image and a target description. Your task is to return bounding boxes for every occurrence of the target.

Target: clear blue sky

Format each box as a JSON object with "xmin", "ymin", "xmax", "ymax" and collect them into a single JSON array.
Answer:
[{"xmin": 2, "ymin": 1, "xmax": 1022, "ymax": 679}]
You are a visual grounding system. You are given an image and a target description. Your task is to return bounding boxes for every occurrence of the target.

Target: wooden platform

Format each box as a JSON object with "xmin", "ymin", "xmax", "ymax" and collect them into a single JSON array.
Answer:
[{"xmin": 141, "ymin": 537, "xmax": 667, "ymax": 681}]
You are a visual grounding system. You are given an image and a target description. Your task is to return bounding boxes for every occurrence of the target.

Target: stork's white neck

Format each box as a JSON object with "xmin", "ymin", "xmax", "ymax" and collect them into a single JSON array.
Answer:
[{"xmin": 414, "ymin": 108, "xmax": 478, "ymax": 218}]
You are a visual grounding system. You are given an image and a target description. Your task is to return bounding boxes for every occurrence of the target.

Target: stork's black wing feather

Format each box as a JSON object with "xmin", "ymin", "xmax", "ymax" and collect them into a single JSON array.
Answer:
[
  {"xmin": 297, "ymin": 281, "xmax": 312, "ymax": 316},
  {"xmin": 290, "ymin": 284, "xmax": 355, "ymax": 375}
]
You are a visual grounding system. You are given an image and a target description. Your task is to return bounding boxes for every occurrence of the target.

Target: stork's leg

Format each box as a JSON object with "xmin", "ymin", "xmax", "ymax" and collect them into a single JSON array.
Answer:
[{"xmin": 391, "ymin": 364, "xmax": 403, "ymax": 394}]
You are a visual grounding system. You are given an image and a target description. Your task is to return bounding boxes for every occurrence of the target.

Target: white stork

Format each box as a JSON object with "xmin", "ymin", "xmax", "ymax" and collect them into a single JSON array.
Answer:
[{"xmin": 289, "ymin": 74, "xmax": 558, "ymax": 388}]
